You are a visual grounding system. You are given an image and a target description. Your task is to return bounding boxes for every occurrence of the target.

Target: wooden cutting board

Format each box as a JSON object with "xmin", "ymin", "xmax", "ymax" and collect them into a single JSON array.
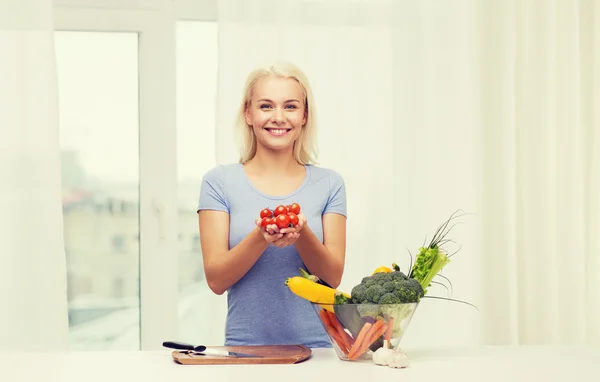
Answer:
[{"xmin": 171, "ymin": 344, "xmax": 312, "ymax": 365}]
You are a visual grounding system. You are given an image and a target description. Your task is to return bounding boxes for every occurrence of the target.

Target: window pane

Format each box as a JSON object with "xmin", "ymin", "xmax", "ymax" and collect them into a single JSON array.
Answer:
[
  {"xmin": 55, "ymin": 31, "xmax": 140, "ymax": 351},
  {"xmin": 175, "ymin": 21, "xmax": 222, "ymax": 344}
]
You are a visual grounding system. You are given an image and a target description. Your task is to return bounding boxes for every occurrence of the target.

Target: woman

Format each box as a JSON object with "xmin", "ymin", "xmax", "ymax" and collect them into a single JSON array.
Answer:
[{"xmin": 197, "ymin": 61, "xmax": 347, "ymax": 348}]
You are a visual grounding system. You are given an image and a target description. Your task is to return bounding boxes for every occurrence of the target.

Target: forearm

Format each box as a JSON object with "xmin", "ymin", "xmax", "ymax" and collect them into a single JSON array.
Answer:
[
  {"xmin": 205, "ymin": 226, "xmax": 269, "ymax": 295},
  {"xmin": 294, "ymin": 226, "xmax": 344, "ymax": 288}
]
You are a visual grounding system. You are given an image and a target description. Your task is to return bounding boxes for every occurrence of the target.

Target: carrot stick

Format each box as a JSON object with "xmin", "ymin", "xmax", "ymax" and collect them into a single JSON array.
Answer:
[
  {"xmin": 365, "ymin": 322, "xmax": 388, "ymax": 347},
  {"xmin": 319, "ymin": 310, "xmax": 349, "ymax": 353},
  {"xmin": 348, "ymin": 320, "xmax": 388, "ymax": 360},
  {"xmin": 384, "ymin": 317, "xmax": 395, "ymax": 348},
  {"xmin": 347, "ymin": 322, "xmax": 372, "ymax": 359},
  {"xmin": 327, "ymin": 327, "xmax": 349, "ymax": 353},
  {"xmin": 326, "ymin": 311, "xmax": 354, "ymax": 350},
  {"xmin": 348, "ymin": 325, "xmax": 387, "ymax": 359}
]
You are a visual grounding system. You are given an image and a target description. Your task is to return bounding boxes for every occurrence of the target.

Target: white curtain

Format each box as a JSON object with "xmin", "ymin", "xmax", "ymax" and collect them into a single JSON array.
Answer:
[
  {"xmin": 215, "ymin": 0, "xmax": 600, "ymax": 347},
  {"xmin": 0, "ymin": 0, "xmax": 69, "ymax": 351}
]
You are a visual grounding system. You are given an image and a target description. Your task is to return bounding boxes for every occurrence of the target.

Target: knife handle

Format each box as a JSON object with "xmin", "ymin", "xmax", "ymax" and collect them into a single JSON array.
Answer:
[{"xmin": 162, "ymin": 341, "xmax": 195, "ymax": 350}]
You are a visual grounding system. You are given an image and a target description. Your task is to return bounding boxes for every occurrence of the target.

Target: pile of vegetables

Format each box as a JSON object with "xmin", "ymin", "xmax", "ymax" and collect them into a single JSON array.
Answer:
[
  {"xmin": 285, "ymin": 210, "xmax": 476, "ymax": 368},
  {"xmin": 258, "ymin": 202, "xmax": 301, "ymax": 229}
]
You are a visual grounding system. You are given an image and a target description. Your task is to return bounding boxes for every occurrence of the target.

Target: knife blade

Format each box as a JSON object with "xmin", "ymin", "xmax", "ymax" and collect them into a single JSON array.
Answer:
[{"xmin": 192, "ymin": 348, "xmax": 262, "ymax": 358}]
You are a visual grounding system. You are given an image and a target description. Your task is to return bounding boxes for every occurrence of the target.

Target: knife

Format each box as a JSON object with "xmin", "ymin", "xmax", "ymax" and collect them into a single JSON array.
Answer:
[{"xmin": 162, "ymin": 341, "xmax": 262, "ymax": 358}]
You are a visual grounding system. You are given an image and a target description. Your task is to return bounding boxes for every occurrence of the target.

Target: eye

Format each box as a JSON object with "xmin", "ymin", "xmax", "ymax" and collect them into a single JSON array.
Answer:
[
  {"xmin": 259, "ymin": 104, "xmax": 272, "ymax": 109},
  {"xmin": 285, "ymin": 104, "xmax": 298, "ymax": 109}
]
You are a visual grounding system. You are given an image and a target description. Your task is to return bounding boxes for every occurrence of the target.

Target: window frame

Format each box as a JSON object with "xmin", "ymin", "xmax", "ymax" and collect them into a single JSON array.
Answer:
[{"xmin": 53, "ymin": 0, "xmax": 218, "ymax": 351}]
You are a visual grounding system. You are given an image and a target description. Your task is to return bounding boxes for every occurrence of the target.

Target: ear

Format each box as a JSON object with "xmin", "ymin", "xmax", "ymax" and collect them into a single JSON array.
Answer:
[{"xmin": 244, "ymin": 103, "xmax": 252, "ymax": 126}]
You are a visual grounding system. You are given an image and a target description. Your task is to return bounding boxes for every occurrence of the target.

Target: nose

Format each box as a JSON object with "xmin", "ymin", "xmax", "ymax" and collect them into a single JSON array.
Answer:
[{"xmin": 271, "ymin": 108, "xmax": 284, "ymax": 124}]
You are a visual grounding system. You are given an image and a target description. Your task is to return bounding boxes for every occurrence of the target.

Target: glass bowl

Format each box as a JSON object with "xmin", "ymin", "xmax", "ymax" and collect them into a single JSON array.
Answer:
[{"xmin": 312, "ymin": 302, "xmax": 418, "ymax": 362}]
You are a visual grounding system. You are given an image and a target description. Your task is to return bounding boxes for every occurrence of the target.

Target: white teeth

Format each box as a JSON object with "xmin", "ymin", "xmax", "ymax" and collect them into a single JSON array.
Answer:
[{"xmin": 268, "ymin": 129, "xmax": 288, "ymax": 135}]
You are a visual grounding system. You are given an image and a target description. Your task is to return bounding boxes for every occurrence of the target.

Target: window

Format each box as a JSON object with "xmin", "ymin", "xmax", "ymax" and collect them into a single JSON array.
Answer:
[
  {"xmin": 55, "ymin": 31, "xmax": 141, "ymax": 351},
  {"xmin": 53, "ymin": 0, "xmax": 217, "ymax": 351},
  {"xmin": 175, "ymin": 20, "xmax": 222, "ymax": 345}
]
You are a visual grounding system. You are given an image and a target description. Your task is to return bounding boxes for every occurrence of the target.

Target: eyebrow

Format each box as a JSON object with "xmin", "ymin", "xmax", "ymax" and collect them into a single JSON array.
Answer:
[{"xmin": 257, "ymin": 98, "xmax": 301, "ymax": 103}]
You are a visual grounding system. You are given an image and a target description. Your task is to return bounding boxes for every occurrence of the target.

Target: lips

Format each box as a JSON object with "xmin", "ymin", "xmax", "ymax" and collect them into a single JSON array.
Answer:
[{"xmin": 265, "ymin": 128, "xmax": 291, "ymax": 136}]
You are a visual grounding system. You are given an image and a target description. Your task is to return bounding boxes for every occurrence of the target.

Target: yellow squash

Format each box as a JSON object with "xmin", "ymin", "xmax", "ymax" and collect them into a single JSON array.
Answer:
[
  {"xmin": 371, "ymin": 266, "xmax": 393, "ymax": 275},
  {"xmin": 285, "ymin": 276, "xmax": 350, "ymax": 309}
]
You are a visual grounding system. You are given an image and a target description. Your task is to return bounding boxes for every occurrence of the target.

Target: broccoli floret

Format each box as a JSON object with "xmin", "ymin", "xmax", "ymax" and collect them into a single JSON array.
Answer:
[
  {"xmin": 365, "ymin": 284, "xmax": 385, "ymax": 303},
  {"xmin": 334, "ymin": 291, "xmax": 351, "ymax": 305},
  {"xmin": 349, "ymin": 267, "xmax": 424, "ymax": 307},
  {"xmin": 356, "ymin": 304, "xmax": 380, "ymax": 319},
  {"xmin": 382, "ymin": 281, "xmax": 396, "ymax": 294},
  {"xmin": 379, "ymin": 292, "xmax": 401, "ymax": 304},
  {"xmin": 361, "ymin": 278, "xmax": 376, "ymax": 289},
  {"xmin": 394, "ymin": 277, "xmax": 425, "ymax": 303},
  {"xmin": 345, "ymin": 267, "xmax": 424, "ymax": 339},
  {"xmin": 350, "ymin": 284, "xmax": 368, "ymax": 304},
  {"xmin": 376, "ymin": 272, "xmax": 395, "ymax": 283},
  {"xmin": 391, "ymin": 270, "xmax": 409, "ymax": 282}
]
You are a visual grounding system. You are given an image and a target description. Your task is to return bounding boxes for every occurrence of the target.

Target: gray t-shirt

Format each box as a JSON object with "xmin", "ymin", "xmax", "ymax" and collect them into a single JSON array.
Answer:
[{"xmin": 197, "ymin": 163, "xmax": 347, "ymax": 348}]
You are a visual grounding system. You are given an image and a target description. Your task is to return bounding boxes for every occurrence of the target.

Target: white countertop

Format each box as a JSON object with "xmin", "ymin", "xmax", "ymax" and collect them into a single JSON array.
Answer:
[{"xmin": 1, "ymin": 345, "xmax": 599, "ymax": 382}]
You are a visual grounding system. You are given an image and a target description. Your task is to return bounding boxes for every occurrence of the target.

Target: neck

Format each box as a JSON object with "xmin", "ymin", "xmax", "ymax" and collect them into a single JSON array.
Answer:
[{"xmin": 246, "ymin": 145, "xmax": 301, "ymax": 174}]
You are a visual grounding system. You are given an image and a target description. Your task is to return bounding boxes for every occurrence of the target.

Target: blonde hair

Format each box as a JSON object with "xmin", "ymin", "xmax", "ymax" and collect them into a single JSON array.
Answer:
[{"xmin": 235, "ymin": 61, "xmax": 319, "ymax": 165}]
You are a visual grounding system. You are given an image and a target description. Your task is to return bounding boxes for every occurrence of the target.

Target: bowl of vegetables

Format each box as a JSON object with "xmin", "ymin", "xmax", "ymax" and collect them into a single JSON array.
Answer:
[
  {"xmin": 312, "ymin": 301, "xmax": 418, "ymax": 363},
  {"xmin": 285, "ymin": 211, "xmax": 477, "ymax": 367},
  {"xmin": 286, "ymin": 264, "xmax": 423, "ymax": 364}
]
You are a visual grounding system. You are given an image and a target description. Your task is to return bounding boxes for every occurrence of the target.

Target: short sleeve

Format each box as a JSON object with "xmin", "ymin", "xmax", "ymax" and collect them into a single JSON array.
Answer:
[
  {"xmin": 197, "ymin": 165, "xmax": 230, "ymax": 213},
  {"xmin": 323, "ymin": 170, "xmax": 347, "ymax": 217}
]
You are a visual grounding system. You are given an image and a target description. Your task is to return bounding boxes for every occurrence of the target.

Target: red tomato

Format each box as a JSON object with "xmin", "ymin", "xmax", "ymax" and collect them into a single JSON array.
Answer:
[
  {"xmin": 260, "ymin": 217, "xmax": 271, "ymax": 228},
  {"xmin": 287, "ymin": 212, "xmax": 299, "ymax": 227},
  {"xmin": 275, "ymin": 213, "xmax": 291, "ymax": 229},
  {"xmin": 268, "ymin": 217, "xmax": 276, "ymax": 225},
  {"xmin": 259, "ymin": 208, "xmax": 272, "ymax": 219},
  {"xmin": 274, "ymin": 205, "xmax": 288, "ymax": 217},
  {"xmin": 288, "ymin": 203, "xmax": 301, "ymax": 215}
]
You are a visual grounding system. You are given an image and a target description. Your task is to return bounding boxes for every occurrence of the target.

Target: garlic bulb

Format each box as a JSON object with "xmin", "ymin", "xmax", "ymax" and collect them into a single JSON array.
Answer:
[
  {"xmin": 387, "ymin": 349, "xmax": 410, "ymax": 369},
  {"xmin": 372, "ymin": 341, "xmax": 394, "ymax": 366}
]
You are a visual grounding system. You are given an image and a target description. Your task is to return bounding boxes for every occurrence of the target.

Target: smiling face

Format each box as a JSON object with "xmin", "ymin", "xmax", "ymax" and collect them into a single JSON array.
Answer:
[{"xmin": 244, "ymin": 75, "xmax": 307, "ymax": 155}]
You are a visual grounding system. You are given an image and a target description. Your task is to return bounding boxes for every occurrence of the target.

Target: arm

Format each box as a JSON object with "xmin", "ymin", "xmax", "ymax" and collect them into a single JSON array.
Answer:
[
  {"xmin": 196, "ymin": 166, "xmax": 270, "ymax": 295},
  {"xmin": 294, "ymin": 170, "xmax": 347, "ymax": 288},
  {"xmin": 198, "ymin": 211, "xmax": 269, "ymax": 295},
  {"xmin": 293, "ymin": 213, "xmax": 347, "ymax": 289}
]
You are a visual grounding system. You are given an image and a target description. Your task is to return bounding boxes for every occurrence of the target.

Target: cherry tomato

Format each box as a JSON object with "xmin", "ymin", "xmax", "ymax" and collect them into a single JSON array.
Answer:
[
  {"xmin": 274, "ymin": 205, "xmax": 288, "ymax": 217},
  {"xmin": 260, "ymin": 217, "xmax": 270, "ymax": 228},
  {"xmin": 288, "ymin": 203, "xmax": 301, "ymax": 215},
  {"xmin": 275, "ymin": 213, "xmax": 291, "ymax": 229},
  {"xmin": 260, "ymin": 208, "xmax": 272, "ymax": 219},
  {"xmin": 268, "ymin": 217, "xmax": 276, "ymax": 225},
  {"xmin": 287, "ymin": 212, "xmax": 299, "ymax": 227}
]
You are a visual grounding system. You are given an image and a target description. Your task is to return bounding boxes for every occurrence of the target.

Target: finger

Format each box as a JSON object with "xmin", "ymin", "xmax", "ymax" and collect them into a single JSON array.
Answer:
[
  {"xmin": 273, "ymin": 235, "xmax": 291, "ymax": 247},
  {"xmin": 279, "ymin": 233, "xmax": 296, "ymax": 247},
  {"xmin": 265, "ymin": 233, "xmax": 283, "ymax": 243}
]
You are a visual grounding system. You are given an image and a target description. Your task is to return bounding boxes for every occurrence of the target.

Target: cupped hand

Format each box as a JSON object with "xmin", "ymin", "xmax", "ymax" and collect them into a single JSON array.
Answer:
[
  {"xmin": 255, "ymin": 218, "xmax": 284, "ymax": 244},
  {"xmin": 254, "ymin": 213, "xmax": 306, "ymax": 248},
  {"xmin": 278, "ymin": 213, "xmax": 306, "ymax": 235},
  {"xmin": 273, "ymin": 213, "xmax": 306, "ymax": 247}
]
